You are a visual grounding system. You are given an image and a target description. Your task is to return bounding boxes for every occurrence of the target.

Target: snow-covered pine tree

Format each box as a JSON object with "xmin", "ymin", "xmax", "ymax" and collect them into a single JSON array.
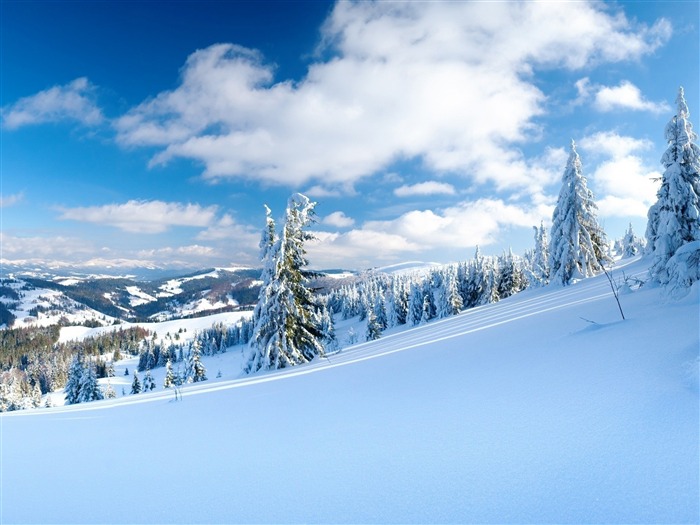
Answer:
[
  {"xmin": 646, "ymin": 87, "xmax": 700, "ymax": 286},
  {"xmin": 407, "ymin": 280, "xmax": 424, "ymax": 326},
  {"xmin": 78, "ymin": 361, "xmax": 103, "ymax": 403},
  {"xmin": 372, "ymin": 286, "xmax": 388, "ymax": 331},
  {"xmin": 621, "ymin": 223, "xmax": 645, "ymax": 258},
  {"xmin": 390, "ymin": 276, "xmax": 408, "ymax": 326},
  {"xmin": 191, "ymin": 344, "xmax": 207, "ymax": 382},
  {"xmin": 143, "ymin": 370, "xmax": 156, "ymax": 391},
  {"xmin": 104, "ymin": 380, "xmax": 117, "ymax": 399},
  {"xmin": 244, "ymin": 193, "xmax": 325, "ymax": 374},
  {"xmin": 130, "ymin": 371, "xmax": 141, "ymax": 394},
  {"xmin": 365, "ymin": 309, "xmax": 382, "ymax": 341},
  {"xmin": 164, "ymin": 359, "xmax": 175, "ymax": 388},
  {"xmin": 31, "ymin": 382, "xmax": 42, "ymax": 408},
  {"xmin": 497, "ymin": 249, "xmax": 525, "ymax": 299},
  {"xmin": 433, "ymin": 266, "xmax": 462, "ymax": 318},
  {"xmin": 419, "ymin": 282, "xmax": 436, "ymax": 324},
  {"xmin": 250, "ymin": 204, "xmax": 277, "ymax": 330},
  {"xmin": 530, "ymin": 222, "xmax": 550, "ymax": 287},
  {"xmin": 64, "ymin": 354, "xmax": 84, "ymax": 405},
  {"xmin": 549, "ymin": 140, "xmax": 608, "ymax": 285}
]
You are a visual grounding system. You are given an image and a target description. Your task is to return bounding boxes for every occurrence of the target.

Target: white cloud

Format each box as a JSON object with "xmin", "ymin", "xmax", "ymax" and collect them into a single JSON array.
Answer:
[
  {"xmin": 115, "ymin": 2, "xmax": 670, "ymax": 195},
  {"xmin": 394, "ymin": 181, "xmax": 456, "ymax": 197},
  {"xmin": 0, "ymin": 193, "xmax": 24, "ymax": 208},
  {"xmin": 579, "ymin": 131, "xmax": 660, "ymax": 217},
  {"xmin": 136, "ymin": 245, "xmax": 218, "ymax": 260},
  {"xmin": 196, "ymin": 213, "xmax": 260, "ymax": 246},
  {"xmin": 2, "ymin": 77, "xmax": 104, "ymax": 129},
  {"xmin": 0, "ymin": 232, "xmax": 96, "ymax": 259},
  {"xmin": 307, "ymin": 198, "xmax": 553, "ymax": 268},
  {"xmin": 322, "ymin": 211, "xmax": 355, "ymax": 228},
  {"xmin": 594, "ymin": 80, "xmax": 670, "ymax": 113},
  {"xmin": 58, "ymin": 200, "xmax": 218, "ymax": 233}
]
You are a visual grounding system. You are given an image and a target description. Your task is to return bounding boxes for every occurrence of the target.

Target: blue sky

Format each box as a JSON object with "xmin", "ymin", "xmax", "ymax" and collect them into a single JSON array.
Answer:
[{"xmin": 1, "ymin": 0, "xmax": 698, "ymax": 271}]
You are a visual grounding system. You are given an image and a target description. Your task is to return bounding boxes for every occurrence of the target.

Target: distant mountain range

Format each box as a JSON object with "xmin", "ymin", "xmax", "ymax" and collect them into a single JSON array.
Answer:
[
  {"xmin": 0, "ymin": 267, "xmax": 264, "ymax": 327},
  {"xmin": 0, "ymin": 260, "xmax": 445, "ymax": 328}
]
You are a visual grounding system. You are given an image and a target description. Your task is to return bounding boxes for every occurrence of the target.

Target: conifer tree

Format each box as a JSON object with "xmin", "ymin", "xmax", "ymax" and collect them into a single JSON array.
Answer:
[
  {"xmin": 164, "ymin": 359, "xmax": 175, "ymax": 388},
  {"xmin": 130, "ymin": 371, "xmax": 141, "ymax": 395},
  {"xmin": 365, "ymin": 309, "xmax": 382, "ymax": 341},
  {"xmin": 407, "ymin": 280, "xmax": 424, "ymax": 326},
  {"xmin": 646, "ymin": 87, "xmax": 700, "ymax": 285},
  {"xmin": 104, "ymin": 380, "xmax": 117, "ymax": 399},
  {"xmin": 245, "ymin": 193, "xmax": 325, "ymax": 374},
  {"xmin": 621, "ymin": 223, "xmax": 644, "ymax": 258},
  {"xmin": 31, "ymin": 382, "xmax": 42, "ymax": 408},
  {"xmin": 64, "ymin": 354, "xmax": 84, "ymax": 405},
  {"xmin": 78, "ymin": 362, "xmax": 104, "ymax": 403},
  {"xmin": 191, "ymin": 344, "xmax": 207, "ymax": 382},
  {"xmin": 143, "ymin": 370, "xmax": 156, "ymax": 391},
  {"xmin": 549, "ymin": 140, "xmax": 608, "ymax": 285},
  {"xmin": 531, "ymin": 222, "xmax": 550, "ymax": 286}
]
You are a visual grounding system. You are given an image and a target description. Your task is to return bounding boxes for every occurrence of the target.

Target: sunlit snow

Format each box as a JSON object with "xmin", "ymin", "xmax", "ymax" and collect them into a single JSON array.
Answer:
[{"xmin": 2, "ymin": 257, "xmax": 698, "ymax": 523}]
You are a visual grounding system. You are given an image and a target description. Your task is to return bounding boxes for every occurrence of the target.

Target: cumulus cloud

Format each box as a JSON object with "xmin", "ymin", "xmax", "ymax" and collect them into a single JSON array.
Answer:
[
  {"xmin": 394, "ymin": 181, "xmax": 456, "ymax": 197},
  {"xmin": 579, "ymin": 131, "xmax": 660, "ymax": 217},
  {"xmin": 115, "ymin": 1, "xmax": 670, "ymax": 195},
  {"xmin": 2, "ymin": 77, "xmax": 104, "ymax": 129},
  {"xmin": 322, "ymin": 211, "xmax": 355, "ymax": 228},
  {"xmin": 593, "ymin": 80, "xmax": 670, "ymax": 113},
  {"xmin": 307, "ymin": 198, "xmax": 553, "ymax": 268},
  {"xmin": 58, "ymin": 200, "xmax": 219, "ymax": 233}
]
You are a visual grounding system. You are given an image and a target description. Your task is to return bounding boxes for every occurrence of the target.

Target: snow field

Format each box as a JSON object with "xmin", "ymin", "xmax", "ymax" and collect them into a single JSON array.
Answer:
[{"xmin": 1, "ymin": 257, "xmax": 698, "ymax": 523}]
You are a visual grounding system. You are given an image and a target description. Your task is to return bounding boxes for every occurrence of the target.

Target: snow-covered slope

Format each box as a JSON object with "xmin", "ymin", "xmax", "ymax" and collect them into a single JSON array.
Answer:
[
  {"xmin": 1, "ymin": 257, "xmax": 698, "ymax": 523},
  {"xmin": 0, "ymin": 279, "xmax": 117, "ymax": 328}
]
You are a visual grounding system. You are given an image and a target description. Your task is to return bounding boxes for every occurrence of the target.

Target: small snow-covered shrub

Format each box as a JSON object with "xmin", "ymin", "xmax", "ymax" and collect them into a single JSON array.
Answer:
[{"xmin": 663, "ymin": 240, "xmax": 700, "ymax": 296}]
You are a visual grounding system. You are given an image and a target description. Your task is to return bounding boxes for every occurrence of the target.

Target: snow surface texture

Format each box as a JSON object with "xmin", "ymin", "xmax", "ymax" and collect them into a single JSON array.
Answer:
[{"xmin": 1, "ymin": 257, "xmax": 698, "ymax": 524}]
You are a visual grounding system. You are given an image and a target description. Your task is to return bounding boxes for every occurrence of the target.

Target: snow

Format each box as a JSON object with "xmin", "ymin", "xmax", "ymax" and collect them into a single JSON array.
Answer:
[
  {"xmin": 2, "ymin": 257, "xmax": 698, "ymax": 523},
  {"xmin": 125, "ymin": 285, "xmax": 157, "ymax": 307},
  {"xmin": 156, "ymin": 268, "xmax": 241, "ymax": 297},
  {"xmin": 375, "ymin": 260, "xmax": 441, "ymax": 275},
  {"xmin": 58, "ymin": 310, "xmax": 252, "ymax": 345},
  {"xmin": 1, "ymin": 282, "xmax": 116, "ymax": 328}
]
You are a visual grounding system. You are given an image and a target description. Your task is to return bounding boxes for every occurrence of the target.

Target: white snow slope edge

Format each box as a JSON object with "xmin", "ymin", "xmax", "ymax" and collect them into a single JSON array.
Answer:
[{"xmin": 1, "ymin": 257, "xmax": 698, "ymax": 524}]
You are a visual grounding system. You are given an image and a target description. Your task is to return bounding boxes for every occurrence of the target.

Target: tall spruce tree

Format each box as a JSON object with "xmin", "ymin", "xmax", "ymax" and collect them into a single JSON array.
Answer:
[
  {"xmin": 646, "ymin": 87, "xmax": 700, "ymax": 285},
  {"xmin": 531, "ymin": 222, "xmax": 550, "ymax": 287},
  {"xmin": 549, "ymin": 140, "xmax": 607, "ymax": 285},
  {"xmin": 244, "ymin": 193, "xmax": 325, "ymax": 374},
  {"xmin": 78, "ymin": 362, "xmax": 103, "ymax": 403},
  {"xmin": 64, "ymin": 354, "xmax": 85, "ymax": 405}
]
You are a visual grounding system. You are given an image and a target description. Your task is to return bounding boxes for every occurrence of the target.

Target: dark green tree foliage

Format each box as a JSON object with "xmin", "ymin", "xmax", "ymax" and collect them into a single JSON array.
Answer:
[{"xmin": 245, "ymin": 194, "xmax": 326, "ymax": 374}]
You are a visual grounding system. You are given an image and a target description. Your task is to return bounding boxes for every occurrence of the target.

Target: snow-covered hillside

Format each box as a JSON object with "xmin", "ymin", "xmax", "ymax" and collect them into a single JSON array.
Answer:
[
  {"xmin": 1, "ymin": 257, "xmax": 698, "ymax": 523},
  {"xmin": 0, "ymin": 279, "xmax": 116, "ymax": 328}
]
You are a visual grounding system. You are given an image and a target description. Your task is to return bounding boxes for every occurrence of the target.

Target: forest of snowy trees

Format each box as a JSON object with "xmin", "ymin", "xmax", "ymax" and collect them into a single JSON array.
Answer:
[{"xmin": 0, "ymin": 87, "xmax": 698, "ymax": 411}]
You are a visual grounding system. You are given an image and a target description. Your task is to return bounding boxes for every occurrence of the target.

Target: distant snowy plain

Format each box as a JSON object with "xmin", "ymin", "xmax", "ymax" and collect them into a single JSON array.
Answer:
[{"xmin": 1, "ymin": 257, "xmax": 698, "ymax": 524}]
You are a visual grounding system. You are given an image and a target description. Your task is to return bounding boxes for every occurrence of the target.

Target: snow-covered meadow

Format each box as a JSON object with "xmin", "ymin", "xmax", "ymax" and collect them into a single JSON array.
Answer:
[{"xmin": 1, "ymin": 257, "xmax": 698, "ymax": 523}]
